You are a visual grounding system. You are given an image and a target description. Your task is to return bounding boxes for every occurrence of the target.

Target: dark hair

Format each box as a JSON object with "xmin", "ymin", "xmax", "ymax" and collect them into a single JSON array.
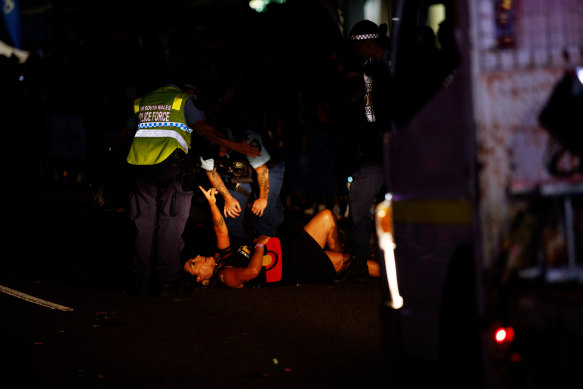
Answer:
[{"xmin": 198, "ymin": 246, "xmax": 232, "ymax": 288}]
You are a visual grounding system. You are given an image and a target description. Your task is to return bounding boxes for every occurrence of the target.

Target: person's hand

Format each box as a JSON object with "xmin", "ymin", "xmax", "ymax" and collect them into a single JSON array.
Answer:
[
  {"xmin": 199, "ymin": 186, "xmax": 218, "ymax": 205},
  {"xmin": 223, "ymin": 196, "xmax": 241, "ymax": 218},
  {"xmin": 234, "ymin": 139, "xmax": 261, "ymax": 158},
  {"xmin": 251, "ymin": 198, "xmax": 267, "ymax": 217}
]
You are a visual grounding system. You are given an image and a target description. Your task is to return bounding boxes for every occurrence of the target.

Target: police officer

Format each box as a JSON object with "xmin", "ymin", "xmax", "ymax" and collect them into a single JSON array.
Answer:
[
  {"xmin": 124, "ymin": 80, "xmax": 261, "ymax": 297},
  {"xmin": 201, "ymin": 125, "xmax": 285, "ymax": 249},
  {"xmin": 336, "ymin": 20, "xmax": 392, "ymax": 283}
]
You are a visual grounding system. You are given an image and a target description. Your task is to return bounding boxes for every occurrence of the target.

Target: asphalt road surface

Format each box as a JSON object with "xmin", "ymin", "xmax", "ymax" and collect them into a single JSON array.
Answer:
[
  {"xmin": 0, "ymin": 273, "xmax": 391, "ymax": 388},
  {"xmin": 2, "ymin": 182, "xmax": 437, "ymax": 389}
]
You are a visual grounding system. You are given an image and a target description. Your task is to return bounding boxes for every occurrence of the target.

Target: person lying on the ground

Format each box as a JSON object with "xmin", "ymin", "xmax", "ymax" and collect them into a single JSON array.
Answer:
[{"xmin": 184, "ymin": 186, "xmax": 379, "ymax": 288}]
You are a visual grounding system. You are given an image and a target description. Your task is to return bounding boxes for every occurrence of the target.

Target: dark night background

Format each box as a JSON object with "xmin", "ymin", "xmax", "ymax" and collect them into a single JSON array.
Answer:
[
  {"xmin": 1, "ymin": 0, "xmax": 365, "ymax": 215},
  {"xmin": 4, "ymin": 2, "xmax": 583, "ymax": 388}
]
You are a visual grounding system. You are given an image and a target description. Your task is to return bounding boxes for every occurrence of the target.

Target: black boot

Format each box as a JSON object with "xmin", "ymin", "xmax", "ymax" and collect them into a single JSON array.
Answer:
[{"xmin": 333, "ymin": 254, "xmax": 370, "ymax": 284}]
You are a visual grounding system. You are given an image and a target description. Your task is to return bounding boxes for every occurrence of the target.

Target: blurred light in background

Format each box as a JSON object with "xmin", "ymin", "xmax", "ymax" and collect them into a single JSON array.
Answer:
[
  {"xmin": 249, "ymin": 0, "xmax": 286, "ymax": 13},
  {"xmin": 427, "ymin": 3, "xmax": 445, "ymax": 35},
  {"xmin": 494, "ymin": 326, "xmax": 515, "ymax": 344},
  {"xmin": 363, "ymin": 0, "xmax": 390, "ymax": 27}
]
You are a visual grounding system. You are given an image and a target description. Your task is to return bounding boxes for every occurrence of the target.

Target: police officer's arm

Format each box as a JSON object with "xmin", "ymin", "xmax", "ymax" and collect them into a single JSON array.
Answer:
[
  {"xmin": 192, "ymin": 120, "xmax": 261, "ymax": 158},
  {"xmin": 218, "ymin": 236, "xmax": 271, "ymax": 288},
  {"xmin": 185, "ymin": 98, "xmax": 259, "ymax": 157},
  {"xmin": 251, "ymin": 164, "xmax": 269, "ymax": 217},
  {"xmin": 205, "ymin": 168, "xmax": 241, "ymax": 218},
  {"xmin": 243, "ymin": 131, "xmax": 271, "ymax": 217}
]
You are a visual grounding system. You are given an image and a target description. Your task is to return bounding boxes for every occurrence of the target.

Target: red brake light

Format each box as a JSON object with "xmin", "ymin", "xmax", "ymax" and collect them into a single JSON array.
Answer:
[
  {"xmin": 494, "ymin": 326, "xmax": 515, "ymax": 344},
  {"xmin": 494, "ymin": 328, "xmax": 506, "ymax": 343}
]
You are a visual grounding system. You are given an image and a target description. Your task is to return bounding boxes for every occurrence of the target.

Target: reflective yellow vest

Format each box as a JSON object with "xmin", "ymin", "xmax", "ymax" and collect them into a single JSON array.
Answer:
[{"xmin": 126, "ymin": 86, "xmax": 193, "ymax": 165}]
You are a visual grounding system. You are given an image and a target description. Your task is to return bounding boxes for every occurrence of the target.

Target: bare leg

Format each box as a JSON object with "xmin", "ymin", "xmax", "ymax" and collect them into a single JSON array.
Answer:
[
  {"xmin": 367, "ymin": 260, "xmax": 380, "ymax": 277},
  {"xmin": 303, "ymin": 209, "xmax": 341, "ymax": 250},
  {"xmin": 326, "ymin": 251, "xmax": 351, "ymax": 273},
  {"xmin": 326, "ymin": 215, "xmax": 342, "ymax": 252},
  {"xmin": 304, "ymin": 210, "xmax": 351, "ymax": 274}
]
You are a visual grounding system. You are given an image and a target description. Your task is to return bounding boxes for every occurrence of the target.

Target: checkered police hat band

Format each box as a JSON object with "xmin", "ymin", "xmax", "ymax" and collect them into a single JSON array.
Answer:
[{"xmin": 350, "ymin": 33, "xmax": 379, "ymax": 40}]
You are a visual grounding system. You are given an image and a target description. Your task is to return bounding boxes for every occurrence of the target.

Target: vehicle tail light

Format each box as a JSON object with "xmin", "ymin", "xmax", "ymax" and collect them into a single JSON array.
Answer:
[{"xmin": 494, "ymin": 326, "xmax": 515, "ymax": 344}]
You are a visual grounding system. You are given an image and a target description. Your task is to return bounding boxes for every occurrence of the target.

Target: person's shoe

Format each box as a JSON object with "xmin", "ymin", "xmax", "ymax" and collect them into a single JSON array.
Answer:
[{"xmin": 333, "ymin": 255, "xmax": 370, "ymax": 284}]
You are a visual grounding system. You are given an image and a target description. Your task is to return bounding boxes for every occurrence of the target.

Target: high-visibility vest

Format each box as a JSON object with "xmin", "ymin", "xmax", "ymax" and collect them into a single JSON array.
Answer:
[{"xmin": 126, "ymin": 86, "xmax": 193, "ymax": 165}]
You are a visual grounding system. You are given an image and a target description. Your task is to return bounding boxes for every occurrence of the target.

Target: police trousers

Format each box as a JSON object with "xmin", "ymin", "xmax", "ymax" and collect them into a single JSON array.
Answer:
[
  {"xmin": 348, "ymin": 163, "xmax": 385, "ymax": 258},
  {"xmin": 128, "ymin": 152, "xmax": 193, "ymax": 283}
]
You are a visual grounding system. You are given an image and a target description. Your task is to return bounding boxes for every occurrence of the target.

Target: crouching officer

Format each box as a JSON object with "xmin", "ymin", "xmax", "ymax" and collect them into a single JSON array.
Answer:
[
  {"xmin": 201, "ymin": 126, "xmax": 285, "ymax": 249},
  {"xmin": 124, "ymin": 81, "xmax": 260, "ymax": 297}
]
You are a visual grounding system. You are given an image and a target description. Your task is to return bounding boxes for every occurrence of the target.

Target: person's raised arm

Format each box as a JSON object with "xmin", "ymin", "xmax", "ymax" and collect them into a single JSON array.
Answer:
[
  {"xmin": 193, "ymin": 120, "xmax": 261, "ymax": 158},
  {"xmin": 199, "ymin": 186, "xmax": 230, "ymax": 251}
]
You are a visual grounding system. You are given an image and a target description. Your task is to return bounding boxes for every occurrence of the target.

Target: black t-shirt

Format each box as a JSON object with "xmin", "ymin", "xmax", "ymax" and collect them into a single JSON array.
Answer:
[
  {"xmin": 220, "ymin": 242, "xmax": 273, "ymax": 288},
  {"xmin": 218, "ymin": 228, "xmax": 336, "ymax": 287}
]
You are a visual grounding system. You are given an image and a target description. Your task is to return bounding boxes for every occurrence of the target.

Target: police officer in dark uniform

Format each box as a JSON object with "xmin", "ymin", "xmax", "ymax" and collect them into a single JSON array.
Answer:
[{"xmin": 336, "ymin": 20, "xmax": 393, "ymax": 283}]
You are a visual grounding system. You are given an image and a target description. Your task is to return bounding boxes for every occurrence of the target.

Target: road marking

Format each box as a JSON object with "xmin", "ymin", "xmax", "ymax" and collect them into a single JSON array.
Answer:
[{"xmin": 0, "ymin": 284, "xmax": 74, "ymax": 311}]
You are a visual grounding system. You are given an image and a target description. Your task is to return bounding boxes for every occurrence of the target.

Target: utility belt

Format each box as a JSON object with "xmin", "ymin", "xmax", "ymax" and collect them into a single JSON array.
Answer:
[
  {"xmin": 226, "ymin": 178, "xmax": 253, "ymax": 198},
  {"xmin": 216, "ymin": 155, "xmax": 254, "ymax": 198},
  {"xmin": 168, "ymin": 149, "xmax": 201, "ymax": 191}
]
